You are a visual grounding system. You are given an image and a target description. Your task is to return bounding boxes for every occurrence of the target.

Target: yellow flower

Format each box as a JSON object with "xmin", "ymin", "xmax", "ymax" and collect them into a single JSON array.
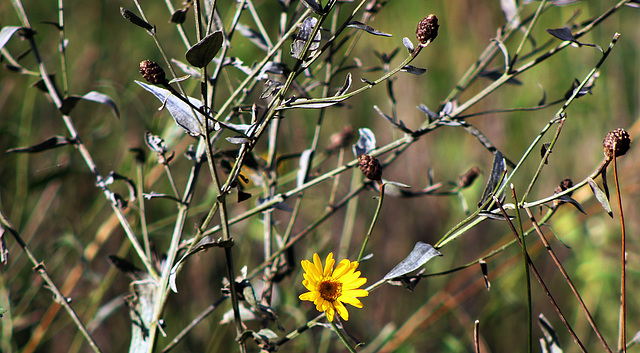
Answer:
[{"xmin": 299, "ymin": 253, "xmax": 368, "ymax": 321}]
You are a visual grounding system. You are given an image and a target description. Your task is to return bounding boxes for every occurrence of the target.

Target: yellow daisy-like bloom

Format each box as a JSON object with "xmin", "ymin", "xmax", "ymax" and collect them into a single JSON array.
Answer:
[{"xmin": 299, "ymin": 253, "xmax": 368, "ymax": 322}]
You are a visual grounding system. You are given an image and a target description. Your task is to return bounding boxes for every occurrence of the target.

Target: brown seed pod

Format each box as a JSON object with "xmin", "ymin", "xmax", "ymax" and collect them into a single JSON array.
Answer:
[
  {"xmin": 603, "ymin": 128, "xmax": 631, "ymax": 159},
  {"xmin": 358, "ymin": 154, "xmax": 382, "ymax": 181},
  {"xmin": 416, "ymin": 14, "xmax": 439, "ymax": 46},
  {"xmin": 139, "ymin": 60, "xmax": 167, "ymax": 85},
  {"xmin": 458, "ymin": 167, "xmax": 481, "ymax": 188}
]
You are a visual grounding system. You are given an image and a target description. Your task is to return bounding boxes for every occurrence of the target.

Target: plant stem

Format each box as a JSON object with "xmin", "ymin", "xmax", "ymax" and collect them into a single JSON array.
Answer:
[
  {"xmin": 613, "ymin": 154, "xmax": 627, "ymax": 353},
  {"xmin": 358, "ymin": 183, "xmax": 385, "ymax": 262},
  {"xmin": 330, "ymin": 321, "xmax": 357, "ymax": 353}
]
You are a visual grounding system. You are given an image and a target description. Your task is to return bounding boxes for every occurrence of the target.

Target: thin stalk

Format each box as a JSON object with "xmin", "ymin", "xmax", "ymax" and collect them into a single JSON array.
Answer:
[
  {"xmin": 613, "ymin": 154, "xmax": 627, "ymax": 353},
  {"xmin": 330, "ymin": 321, "xmax": 357, "ymax": 353},
  {"xmin": 474, "ymin": 320, "xmax": 481, "ymax": 353},
  {"xmin": 161, "ymin": 296, "xmax": 229, "ymax": 353},
  {"xmin": 509, "ymin": 187, "xmax": 532, "ymax": 353},
  {"xmin": 521, "ymin": 115, "xmax": 566, "ymax": 201},
  {"xmin": 147, "ymin": 140, "xmax": 206, "ymax": 352},
  {"xmin": 511, "ymin": 0, "xmax": 547, "ymax": 65},
  {"xmin": 136, "ymin": 160, "xmax": 152, "ymax": 259},
  {"xmin": 57, "ymin": 0, "xmax": 68, "ymax": 95},
  {"xmin": 21, "ymin": 28, "xmax": 157, "ymax": 277},
  {"xmin": 495, "ymin": 198, "xmax": 587, "ymax": 352},
  {"xmin": 0, "ymin": 211, "xmax": 103, "ymax": 353},
  {"xmin": 162, "ymin": 0, "xmax": 191, "ymax": 48},
  {"xmin": 524, "ymin": 207, "xmax": 613, "ymax": 353},
  {"xmin": 338, "ymin": 168, "xmax": 361, "ymax": 260},
  {"xmin": 357, "ymin": 183, "xmax": 385, "ymax": 262}
]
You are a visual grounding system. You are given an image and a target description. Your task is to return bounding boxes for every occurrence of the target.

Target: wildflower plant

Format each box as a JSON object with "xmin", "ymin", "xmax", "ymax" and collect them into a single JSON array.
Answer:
[
  {"xmin": 299, "ymin": 252, "xmax": 368, "ymax": 322},
  {"xmin": 0, "ymin": 0, "xmax": 639, "ymax": 352}
]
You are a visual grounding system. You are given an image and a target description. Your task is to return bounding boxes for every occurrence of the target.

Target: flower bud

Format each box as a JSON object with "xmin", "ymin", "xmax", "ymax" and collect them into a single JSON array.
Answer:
[
  {"xmin": 140, "ymin": 60, "xmax": 167, "ymax": 85},
  {"xmin": 603, "ymin": 128, "xmax": 631, "ymax": 159},
  {"xmin": 416, "ymin": 14, "xmax": 439, "ymax": 46},
  {"xmin": 358, "ymin": 154, "xmax": 382, "ymax": 181}
]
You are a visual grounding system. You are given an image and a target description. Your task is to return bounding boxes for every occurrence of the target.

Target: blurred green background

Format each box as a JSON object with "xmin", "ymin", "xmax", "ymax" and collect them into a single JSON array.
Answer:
[{"xmin": 1, "ymin": 0, "xmax": 639, "ymax": 352}]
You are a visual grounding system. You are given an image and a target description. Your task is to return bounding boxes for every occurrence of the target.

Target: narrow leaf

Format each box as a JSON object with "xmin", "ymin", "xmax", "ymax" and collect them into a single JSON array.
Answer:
[
  {"xmin": 538, "ymin": 314, "xmax": 563, "ymax": 353},
  {"xmin": 277, "ymin": 96, "xmax": 346, "ymax": 110},
  {"xmin": 120, "ymin": 8, "xmax": 154, "ymax": 32},
  {"xmin": 186, "ymin": 31, "xmax": 223, "ymax": 68},
  {"xmin": 347, "ymin": 21, "xmax": 392, "ymax": 37},
  {"xmin": 546, "ymin": 27, "xmax": 598, "ymax": 48},
  {"xmin": 587, "ymin": 177, "xmax": 612, "ymax": 217},
  {"xmin": 546, "ymin": 27, "xmax": 576, "ymax": 42},
  {"xmin": 334, "ymin": 73, "xmax": 352, "ymax": 97},
  {"xmin": 297, "ymin": 149, "xmax": 313, "ymax": 188},
  {"xmin": 383, "ymin": 242, "xmax": 441, "ymax": 280},
  {"xmin": 6, "ymin": 136, "xmax": 75, "ymax": 154},
  {"xmin": 478, "ymin": 151, "xmax": 507, "ymax": 207},
  {"xmin": 556, "ymin": 195, "xmax": 587, "ymax": 214},
  {"xmin": 374, "ymin": 105, "xmax": 413, "ymax": 134},
  {"xmin": 480, "ymin": 260, "xmax": 490, "ymax": 290},
  {"xmin": 226, "ymin": 136, "xmax": 251, "ymax": 144},
  {"xmin": 299, "ymin": 0, "xmax": 323, "ymax": 14},
  {"xmin": 61, "ymin": 91, "xmax": 120, "ymax": 118},
  {"xmin": 401, "ymin": 65, "xmax": 426, "ymax": 76},
  {"xmin": 0, "ymin": 26, "xmax": 22, "ymax": 51}
]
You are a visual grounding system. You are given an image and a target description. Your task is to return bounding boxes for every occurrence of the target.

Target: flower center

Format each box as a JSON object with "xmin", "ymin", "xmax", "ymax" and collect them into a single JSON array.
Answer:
[{"xmin": 318, "ymin": 278, "xmax": 342, "ymax": 302}]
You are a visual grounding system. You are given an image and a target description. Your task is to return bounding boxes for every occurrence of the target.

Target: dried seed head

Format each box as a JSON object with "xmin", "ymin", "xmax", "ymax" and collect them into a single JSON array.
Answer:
[
  {"xmin": 553, "ymin": 177, "xmax": 574, "ymax": 208},
  {"xmin": 140, "ymin": 60, "xmax": 167, "ymax": 85},
  {"xmin": 328, "ymin": 126, "xmax": 354, "ymax": 151},
  {"xmin": 554, "ymin": 178, "xmax": 574, "ymax": 196},
  {"xmin": 358, "ymin": 154, "xmax": 382, "ymax": 181},
  {"xmin": 603, "ymin": 128, "xmax": 631, "ymax": 159},
  {"xmin": 416, "ymin": 14, "xmax": 439, "ymax": 46},
  {"xmin": 459, "ymin": 167, "xmax": 481, "ymax": 188}
]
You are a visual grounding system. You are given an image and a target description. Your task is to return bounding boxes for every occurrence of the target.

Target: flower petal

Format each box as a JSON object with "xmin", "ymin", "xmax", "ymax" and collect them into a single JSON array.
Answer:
[
  {"xmin": 312, "ymin": 253, "xmax": 324, "ymax": 277},
  {"xmin": 334, "ymin": 300, "xmax": 349, "ymax": 321},
  {"xmin": 339, "ymin": 295, "xmax": 363, "ymax": 308},
  {"xmin": 342, "ymin": 277, "xmax": 367, "ymax": 289},
  {"xmin": 323, "ymin": 253, "xmax": 335, "ymax": 277},
  {"xmin": 333, "ymin": 259, "xmax": 353, "ymax": 278},
  {"xmin": 300, "ymin": 291, "xmax": 319, "ymax": 301}
]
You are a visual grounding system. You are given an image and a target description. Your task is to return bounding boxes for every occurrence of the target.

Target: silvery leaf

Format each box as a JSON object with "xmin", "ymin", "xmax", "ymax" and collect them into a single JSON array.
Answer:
[
  {"xmin": 347, "ymin": 21, "xmax": 392, "ymax": 37},
  {"xmin": 297, "ymin": 149, "xmax": 313, "ymax": 188},
  {"xmin": 383, "ymin": 242, "xmax": 442, "ymax": 280},
  {"xmin": 402, "ymin": 37, "xmax": 414, "ymax": 51},
  {"xmin": 352, "ymin": 127, "xmax": 376, "ymax": 157},
  {"xmin": 136, "ymin": 80, "xmax": 216, "ymax": 136}
]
